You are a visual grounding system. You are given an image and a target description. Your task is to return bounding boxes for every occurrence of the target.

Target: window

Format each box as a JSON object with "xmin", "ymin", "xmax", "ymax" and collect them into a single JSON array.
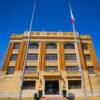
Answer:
[
  {"xmin": 82, "ymin": 43, "xmax": 88, "ymax": 50},
  {"xmin": 22, "ymin": 81, "xmax": 36, "ymax": 90},
  {"xmin": 85, "ymin": 54, "xmax": 91, "ymax": 61},
  {"xmin": 64, "ymin": 43, "xmax": 75, "ymax": 49},
  {"xmin": 6, "ymin": 66, "xmax": 15, "ymax": 74},
  {"xmin": 27, "ymin": 54, "xmax": 38, "ymax": 60},
  {"xmin": 13, "ymin": 43, "xmax": 20, "ymax": 49},
  {"xmin": 88, "ymin": 66, "xmax": 94, "ymax": 74},
  {"xmin": 25, "ymin": 66, "xmax": 37, "ymax": 73},
  {"xmin": 29, "ymin": 43, "xmax": 39, "ymax": 49},
  {"xmin": 65, "ymin": 54, "xmax": 76, "ymax": 60},
  {"xmin": 46, "ymin": 54, "xmax": 57, "ymax": 60},
  {"xmin": 68, "ymin": 80, "xmax": 81, "ymax": 89},
  {"xmin": 65, "ymin": 66, "xmax": 79, "ymax": 71},
  {"xmin": 45, "ymin": 66, "xmax": 58, "ymax": 72},
  {"xmin": 46, "ymin": 43, "xmax": 57, "ymax": 49},
  {"xmin": 10, "ymin": 54, "xmax": 17, "ymax": 61}
]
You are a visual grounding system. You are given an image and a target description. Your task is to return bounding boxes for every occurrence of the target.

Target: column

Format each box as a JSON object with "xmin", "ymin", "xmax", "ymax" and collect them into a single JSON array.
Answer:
[
  {"xmin": 3, "ymin": 42, "xmax": 14, "ymax": 71},
  {"xmin": 88, "ymin": 42, "xmax": 99, "ymax": 70},
  {"xmin": 15, "ymin": 41, "xmax": 26, "ymax": 71}
]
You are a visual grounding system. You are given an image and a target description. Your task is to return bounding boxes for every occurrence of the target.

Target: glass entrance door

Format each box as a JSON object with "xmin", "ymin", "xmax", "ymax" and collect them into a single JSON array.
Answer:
[{"xmin": 45, "ymin": 80, "xmax": 59, "ymax": 95}]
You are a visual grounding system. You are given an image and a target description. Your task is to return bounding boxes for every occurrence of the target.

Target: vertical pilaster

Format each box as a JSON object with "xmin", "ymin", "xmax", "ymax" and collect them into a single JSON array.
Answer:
[
  {"xmin": 19, "ymin": 42, "xmax": 27, "ymax": 71},
  {"xmin": 60, "ymin": 42, "xmax": 65, "ymax": 71},
  {"xmin": 3, "ymin": 42, "xmax": 14, "ymax": 71},
  {"xmin": 88, "ymin": 42, "xmax": 99, "ymax": 70},
  {"xmin": 39, "ymin": 42, "xmax": 43, "ymax": 71},
  {"xmin": 40, "ymin": 41, "xmax": 45, "ymax": 71},
  {"xmin": 15, "ymin": 42, "xmax": 26, "ymax": 71},
  {"xmin": 79, "ymin": 41, "xmax": 93, "ymax": 94},
  {"xmin": 78, "ymin": 41, "xmax": 87, "ymax": 70}
]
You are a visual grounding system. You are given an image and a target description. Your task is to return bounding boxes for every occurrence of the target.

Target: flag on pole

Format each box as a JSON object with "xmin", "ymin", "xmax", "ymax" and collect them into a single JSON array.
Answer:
[{"xmin": 69, "ymin": 3, "xmax": 75, "ymax": 24}]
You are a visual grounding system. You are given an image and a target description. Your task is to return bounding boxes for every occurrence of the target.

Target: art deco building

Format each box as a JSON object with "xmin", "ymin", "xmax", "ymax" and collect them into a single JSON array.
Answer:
[{"xmin": 0, "ymin": 31, "xmax": 100, "ymax": 99}]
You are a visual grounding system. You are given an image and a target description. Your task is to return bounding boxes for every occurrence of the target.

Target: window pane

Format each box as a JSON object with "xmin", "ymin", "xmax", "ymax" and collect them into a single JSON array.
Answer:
[
  {"xmin": 46, "ymin": 43, "xmax": 57, "ymax": 49},
  {"xmin": 25, "ymin": 66, "xmax": 37, "ymax": 73},
  {"xmin": 13, "ymin": 43, "xmax": 20, "ymax": 49},
  {"xmin": 27, "ymin": 54, "xmax": 38, "ymax": 60},
  {"xmin": 29, "ymin": 43, "xmax": 39, "ymax": 49},
  {"xmin": 64, "ymin": 43, "xmax": 75, "ymax": 49},
  {"xmin": 68, "ymin": 80, "xmax": 81, "ymax": 89},
  {"xmin": 65, "ymin": 54, "xmax": 76, "ymax": 60},
  {"xmin": 88, "ymin": 66, "xmax": 94, "ymax": 74},
  {"xmin": 85, "ymin": 54, "xmax": 91, "ymax": 61},
  {"xmin": 46, "ymin": 54, "xmax": 57, "ymax": 60},
  {"xmin": 6, "ymin": 67, "xmax": 15, "ymax": 74},
  {"xmin": 65, "ymin": 66, "xmax": 79, "ymax": 71},
  {"xmin": 22, "ymin": 81, "xmax": 36, "ymax": 90},
  {"xmin": 10, "ymin": 54, "xmax": 17, "ymax": 61},
  {"xmin": 82, "ymin": 43, "xmax": 88, "ymax": 50},
  {"xmin": 45, "ymin": 66, "xmax": 58, "ymax": 72}
]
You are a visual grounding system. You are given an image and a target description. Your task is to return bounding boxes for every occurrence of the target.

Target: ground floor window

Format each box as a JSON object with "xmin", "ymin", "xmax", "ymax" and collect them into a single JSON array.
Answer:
[
  {"xmin": 68, "ymin": 80, "xmax": 81, "ymax": 89},
  {"xmin": 22, "ymin": 81, "xmax": 36, "ymax": 90}
]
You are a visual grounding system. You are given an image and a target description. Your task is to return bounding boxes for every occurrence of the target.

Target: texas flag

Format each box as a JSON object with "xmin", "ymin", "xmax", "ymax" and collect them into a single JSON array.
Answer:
[{"xmin": 69, "ymin": 3, "xmax": 75, "ymax": 24}]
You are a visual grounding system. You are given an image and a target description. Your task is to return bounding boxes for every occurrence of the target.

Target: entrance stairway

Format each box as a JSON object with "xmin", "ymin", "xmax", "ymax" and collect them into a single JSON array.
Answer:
[{"xmin": 41, "ymin": 95, "xmax": 64, "ymax": 100}]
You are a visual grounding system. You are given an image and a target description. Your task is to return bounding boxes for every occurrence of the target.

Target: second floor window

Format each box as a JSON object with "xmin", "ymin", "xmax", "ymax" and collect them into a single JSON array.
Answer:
[
  {"xmin": 25, "ymin": 66, "xmax": 37, "ymax": 73},
  {"xmin": 45, "ymin": 66, "xmax": 58, "ymax": 72},
  {"xmin": 46, "ymin": 54, "xmax": 57, "ymax": 60},
  {"xmin": 6, "ymin": 66, "xmax": 15, "ymax": 74},
  {"xmin": 13, "ymin": 43, "xmax": 20, "ymax": 49},
  {"xmin": 29, "ymin": 43, "xmax": 39, "ymax": 49},
  {"xmin": 27, "ymin": 54, "xmax": 38, "ymax": 60},
  {"xmin": 65, "ymin": 54, "xmax": 76, "ymax": 60},
  {"xmin": 10, "ymin": 54, "xmax": 17, "ymax": 61},
  {"xmin": 65, "ymin": 66, "xmax": 79, "ymax": 71}
]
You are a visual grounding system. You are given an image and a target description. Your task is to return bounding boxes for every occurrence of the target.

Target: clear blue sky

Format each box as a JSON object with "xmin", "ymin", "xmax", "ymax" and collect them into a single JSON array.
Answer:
[{"xmin": 0, "ymin": 0, "xmax": 100, "ymax": 67}]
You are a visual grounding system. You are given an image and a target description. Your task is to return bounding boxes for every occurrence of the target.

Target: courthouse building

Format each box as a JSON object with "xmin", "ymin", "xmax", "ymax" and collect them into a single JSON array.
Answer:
[{"xmin": 0, "ymin": 31, "xmax": 100, "ymax": 99}]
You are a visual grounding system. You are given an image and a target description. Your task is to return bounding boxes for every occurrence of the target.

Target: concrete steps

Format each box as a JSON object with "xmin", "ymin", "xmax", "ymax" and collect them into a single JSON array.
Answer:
[{"xmin": 41, "ymin": 95, "xmax": 64, "ymax": 100}]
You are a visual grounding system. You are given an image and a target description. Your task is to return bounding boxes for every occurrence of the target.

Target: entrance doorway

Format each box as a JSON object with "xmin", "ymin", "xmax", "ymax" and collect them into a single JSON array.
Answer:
[{"xmin": 45, "ymin": 80, "xmax": 59, "ymax": 95}]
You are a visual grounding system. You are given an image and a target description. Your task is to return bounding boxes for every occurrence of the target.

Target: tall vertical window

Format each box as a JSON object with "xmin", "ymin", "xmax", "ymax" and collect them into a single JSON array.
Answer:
[
  {"xmin": 85, "ymin": 54, "xmax": 91, "ymax": 61},
  {"xmin": 46, "ymin": 54, "xmax": 57, "ymax": 60},
  {"xmin": 82, "ymin": 43, "xmax": 88, "ymax": 50},
  {"xmin": 10, "ymin": 54, "xmax": 17, "ymax": 61},
  {"xmin": 22, "ymin": 81, "xmax": 36, "ymax": 90},
  {"xmin": 25, "ymin": 66, "xmax": 37, "ymax": 73},
  {"xmin": 6, "ymin": 66, "xmax": 15, "ymax": 74},
  {"xmin": 27, "ymin": 54, "xmax": 38, "ymax": 60},
  {"xmin": 46, "ymin": 43, "xmax": 57, "ymax": 49},
  {"xmin": 64, "ymin": 43, "xmax": 75, "ymax": 49},
  {"xmin": 65, "ymin": 54, "xmax": 76, "ymax": 60},
  {"xmin": 29, "ymin": 43, "xmax": 39, "ymax": 49},
  {"xmin": 88, "ymin": 66, "xmax": 94, "ymax": 74},
  {"xmin": 68, "ymin": 80, "xmax": 81, "ymax": 89}
]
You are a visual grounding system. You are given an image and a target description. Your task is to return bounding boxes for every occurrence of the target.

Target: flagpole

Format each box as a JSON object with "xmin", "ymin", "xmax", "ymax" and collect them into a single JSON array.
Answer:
[
  {"xmin": 18, "ymin": 2, "xmax": 36, "ymax": 100},
  {"xmin": 69, "ymin": 3, "xmax": 88, "ymax": 100}
]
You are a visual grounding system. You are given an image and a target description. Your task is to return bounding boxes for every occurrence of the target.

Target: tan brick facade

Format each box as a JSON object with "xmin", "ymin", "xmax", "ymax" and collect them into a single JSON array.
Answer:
[{"xmin": 0, "ymin": 32, "xmax": 100, "ymax": 99}]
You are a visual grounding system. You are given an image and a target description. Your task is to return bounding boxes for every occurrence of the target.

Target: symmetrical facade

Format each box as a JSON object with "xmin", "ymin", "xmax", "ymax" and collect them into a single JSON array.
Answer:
[{"xmin": 0, "ymin": 31, "xmax": 100, "ymax": 98}]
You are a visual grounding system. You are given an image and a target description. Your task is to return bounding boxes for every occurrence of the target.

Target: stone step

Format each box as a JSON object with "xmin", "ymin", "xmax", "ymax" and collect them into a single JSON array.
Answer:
[{"xmin": 41, "ymin": 95, "xmax": 64, "ymax": 100}]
